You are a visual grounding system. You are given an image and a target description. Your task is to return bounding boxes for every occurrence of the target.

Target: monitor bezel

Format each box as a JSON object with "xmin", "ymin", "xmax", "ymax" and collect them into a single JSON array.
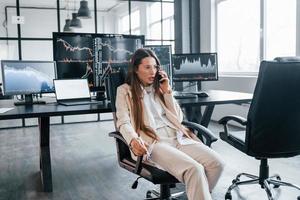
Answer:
[
  {"xmin": 1, "ymin": 60, "xmax": 57, "ymax": 96},
  {"xmin": 172, "ymin": 52, "xmax": 218, "ymax": 82}
]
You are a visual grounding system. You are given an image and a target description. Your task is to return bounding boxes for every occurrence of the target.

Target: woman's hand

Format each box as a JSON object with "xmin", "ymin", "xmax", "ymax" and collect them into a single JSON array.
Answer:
[
  {"xmin": 129, "ymin": 138, "xmax": 148, "ymax": 156},
  {"xmin": 157, "ymin": 70, "xmax": 171, "ymax": 94}
]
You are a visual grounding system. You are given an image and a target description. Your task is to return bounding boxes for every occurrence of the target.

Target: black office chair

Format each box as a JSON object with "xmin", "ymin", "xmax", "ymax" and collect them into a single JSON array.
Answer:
[
  {"xmin": 274, "ymin": 56, "xmax": 300, "ymax": 62},
  {"xmin": 107, "ymin": 71, "xmax": 218, "ymax": 199},
  {"xmin": 218, "ymin": 61, "xmax": 300, "ymax": 200}
]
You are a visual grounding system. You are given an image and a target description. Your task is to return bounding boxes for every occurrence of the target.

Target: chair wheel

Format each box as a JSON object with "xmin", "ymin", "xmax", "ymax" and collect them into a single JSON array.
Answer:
[
  {"xmin": 273, "ymin": 176, "xmax": 281, "ymax": 188},
  {"xmin": 297, "ymin": 196, "xmax": 300, "ymax": 200},
  {"xmin": 225, "ymin": 192, "xmax": 232, "ymax": 200},
  {"xmin": 146, "ymin": 191, "xmax": 152, "ymax": 198}
]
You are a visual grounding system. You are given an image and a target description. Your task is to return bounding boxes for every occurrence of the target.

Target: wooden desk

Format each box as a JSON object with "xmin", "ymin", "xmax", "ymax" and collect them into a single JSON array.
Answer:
[{"xmin": 0, "ymin": 99, "xmax": 112, "ymax": 192}]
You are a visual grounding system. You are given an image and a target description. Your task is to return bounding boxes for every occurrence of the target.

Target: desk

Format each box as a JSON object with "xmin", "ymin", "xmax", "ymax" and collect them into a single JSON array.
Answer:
[
  {"xmin": 177, "ymin": 90, "xmax": 252, "ymax": 127},
  {"xmin": 0, "ymin": 90, "xmax": 251, "ymax": 192},
  {"xmin": 0, "ymin": 99, "xmax": 111, "ymax": 192}
]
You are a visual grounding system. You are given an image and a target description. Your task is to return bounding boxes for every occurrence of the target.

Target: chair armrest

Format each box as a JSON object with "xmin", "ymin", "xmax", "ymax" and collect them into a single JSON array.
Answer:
[
  {"xmin": 109, "ymin": 131, "xmax": 143, "ymax": 174},
  {"xmin": 218, "ymin": 115, "xmax": 247, "ymax": 126},
  {"xmin": 182, "ymin": 120, "xmax": 218, "ymax": 147},
  {"xmin": 109, "ymin": 131, "xmax": 127, "ymax": 144},
  {"xmin": 218, "ymin": 116, "xmax": 247, "ymax": 152}
]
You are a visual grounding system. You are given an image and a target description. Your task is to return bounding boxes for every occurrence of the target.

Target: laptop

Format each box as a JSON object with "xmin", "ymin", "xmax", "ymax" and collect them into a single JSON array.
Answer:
[{"xmin": 54, "ymin": 79, "xmax": 98, "ymax": 106}]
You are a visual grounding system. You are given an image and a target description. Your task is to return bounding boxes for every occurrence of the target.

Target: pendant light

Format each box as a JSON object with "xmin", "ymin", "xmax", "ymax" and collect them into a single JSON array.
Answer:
[
  {"xmin": 63, "ymin": 0, "xmax": 73, "ymax": 32},
  {"xmin": 77, "ymin": 0, "xmax": 91, "ymax": 18},
  {"xmin": 70, "ymin": 13, "xmax": 82, "ymax": 28},
  {"xmin": 63, "ymin": 19, "xmax": 72, "ymax": 32}
]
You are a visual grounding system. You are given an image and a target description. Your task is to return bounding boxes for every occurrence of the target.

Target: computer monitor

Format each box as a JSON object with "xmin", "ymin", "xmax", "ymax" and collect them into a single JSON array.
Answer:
[
  {"xmin": 93, "ymin": 34, "xmax": 144, "ymax": 86},
  {"xmin": 53, "ymin": 32, "xmax": 144, "ymax": 91},
  {"xmin": 172, "ymin": 53, "xmax": 218, "ymax": 82},
  {"xmin": 145, "ymin": 45, "xmax": 172, "ymax": 85},
  {"xmin": 53, "ymin": 32, "xmax": 94, "ymax": 86},
  {"xmin": 1, "ymin": 60, "xmax": 57, "ymax": 105}
]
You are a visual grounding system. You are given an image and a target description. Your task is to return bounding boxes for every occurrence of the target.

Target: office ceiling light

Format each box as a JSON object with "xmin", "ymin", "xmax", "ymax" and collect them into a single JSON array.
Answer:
[
  {"xmin": 63, "ymin": 19, "xmax": 72, "ymax": 32},
  {"xmin": 70, "ymin": 13, "xmax": 82, "ymax": 28},
  {"xmin": 77, "ymin": 0, "xmax": 91, "ymax": 18}
]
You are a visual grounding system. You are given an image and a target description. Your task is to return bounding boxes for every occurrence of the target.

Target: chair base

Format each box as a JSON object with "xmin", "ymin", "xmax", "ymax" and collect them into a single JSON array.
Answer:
[
  {"xmin": 144, "ymin": 184, "xmax": 185, "ymax": 200},
  {"xmin": 225, "ymin": 172, "xmax": 300, "ymax": 200}
]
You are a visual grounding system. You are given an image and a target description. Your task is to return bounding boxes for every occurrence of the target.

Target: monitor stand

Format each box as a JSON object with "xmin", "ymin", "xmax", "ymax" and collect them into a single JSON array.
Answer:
[
  {"xmin": 95, "ymin": 91, "xmax": 106, "ymax": 101},
  {"xmin": 14, "ymin": 94, "xmax": 46, "ymax": 106}
]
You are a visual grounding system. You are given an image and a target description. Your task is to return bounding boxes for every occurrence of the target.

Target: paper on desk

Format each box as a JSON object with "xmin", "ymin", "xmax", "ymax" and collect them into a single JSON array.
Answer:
[
  {"xmin": 0, "ymin": 107, "xmax": 14, "ymax": 113},
  {"xmin": 177, "ymin": 130, "xmax": 198, "ymax": 145}
]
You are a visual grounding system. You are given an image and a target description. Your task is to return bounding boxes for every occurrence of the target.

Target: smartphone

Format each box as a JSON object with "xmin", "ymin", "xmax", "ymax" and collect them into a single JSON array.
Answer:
[
  {"xmin": 156, "ymin": 71, "xmax": 163, "ymax": 81},
  {"xmin": 154, "ymin": 71, "xmax": 163, "ymax": 89}
]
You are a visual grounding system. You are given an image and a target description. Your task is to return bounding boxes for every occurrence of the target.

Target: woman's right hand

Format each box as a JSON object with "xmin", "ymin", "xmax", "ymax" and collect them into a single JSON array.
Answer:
[{"xmin": 130, "ymin": 138, "xmax": 148, "ymax": 156}]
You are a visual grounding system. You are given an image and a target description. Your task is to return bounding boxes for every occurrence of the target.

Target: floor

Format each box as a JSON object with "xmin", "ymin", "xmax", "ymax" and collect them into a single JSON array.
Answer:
[{"xmin": 0, "ymin": 114, "xmax": 299, "ymax": 200}]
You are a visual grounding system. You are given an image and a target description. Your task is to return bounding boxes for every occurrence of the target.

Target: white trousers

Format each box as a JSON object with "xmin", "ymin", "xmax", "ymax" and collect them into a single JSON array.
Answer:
[{"xmin": 149, "ymin": 127, "xmax": 224, "ymax": 200}]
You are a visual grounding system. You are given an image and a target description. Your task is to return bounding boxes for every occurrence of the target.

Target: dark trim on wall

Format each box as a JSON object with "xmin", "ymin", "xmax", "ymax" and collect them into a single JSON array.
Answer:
[
  {"xmin": 57, "ymin": 0, "xmax": 61, "ymax": 32},
  {"xmin": 16, "ymin": 0, "xmax": 21, "ymax": 60},
  {"xmin": 129, "ymin": 0, "xmax": 132, "ymax": 35},
  {"xmin": 160, "ymin": 1, "xmax": 163, "ymax": 44},
  {"xmin": 94, "ymin": 0, "xmax": 98, "ymax": 33},
  {"xmin": 174, "ymin": 0, "xmax": 182, "ymax": 54},
  {"xmin": 189, "ymin": 0, "xmax": 200, "ymax": 53}
]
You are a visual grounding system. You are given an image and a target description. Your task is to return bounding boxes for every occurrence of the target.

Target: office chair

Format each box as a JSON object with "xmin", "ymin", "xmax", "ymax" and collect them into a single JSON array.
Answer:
[
  {"xmin": 218, "ymin": 61, "xmax": 300, "ymax": 200},
  {"xmin": 107, "ymin": 71, "xmax": 218, "ymax": 199},
  {"xmin": 273, "ymin": 56, "xmax": 300, "ymax": 62}
]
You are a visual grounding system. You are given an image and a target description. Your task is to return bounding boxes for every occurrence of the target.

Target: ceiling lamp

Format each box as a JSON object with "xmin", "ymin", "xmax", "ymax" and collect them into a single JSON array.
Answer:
[
  {"xmin": 70, "ymin": 13, "xmax": 82, "ymax": 28},
  {"xmin": 77, "ymin": 0, "xmax": 91, "ymax": 18},
  {"xmin": 63, "ymin": 19, "xmax": 72, "ymax": 32}
]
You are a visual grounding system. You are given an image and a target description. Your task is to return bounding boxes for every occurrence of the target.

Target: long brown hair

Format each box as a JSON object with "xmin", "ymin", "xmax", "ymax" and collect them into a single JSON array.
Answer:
[{"xmin": 126, "ymin": 48, "xmax": 165, "ymax": 140}]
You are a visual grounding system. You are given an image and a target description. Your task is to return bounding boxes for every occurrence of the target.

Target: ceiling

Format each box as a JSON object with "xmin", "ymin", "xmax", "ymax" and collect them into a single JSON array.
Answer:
[{"xmin": 0, "ymin": 0, "xmax": 122, "ymax": 11}]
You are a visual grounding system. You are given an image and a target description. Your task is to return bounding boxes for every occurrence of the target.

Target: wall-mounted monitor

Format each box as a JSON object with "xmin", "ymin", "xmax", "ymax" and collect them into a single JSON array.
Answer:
[
  {"xmin": 172, "ymin": 53, "xmax": 218, "ymax": 82},
  {"xmin": 1, "ymin": 60, "xmax": 57, "ymax": 105},
  {"xmin": 145, "ymin": 45, "xmax": 172, "ymax": 85}
]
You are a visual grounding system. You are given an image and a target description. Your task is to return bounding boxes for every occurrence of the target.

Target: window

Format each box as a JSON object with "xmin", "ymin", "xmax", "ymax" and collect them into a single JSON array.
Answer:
[
  {"xmin": 121, "ymin": 1, "xmax": 175, "ymax": 49},
  {"xmin": 217, "ymin": 0, "xmax": 297, "ymax": 73},
  {"xmin": 148, "ymin": 2, "xmax": 162, "ymax": 40},
  {"xmin": 131, "ymin": 10, "xmax": 141, "ymax": 34},
  {"xmin": 217, "ymin": 0, "xmax": 260, "ymax": 73},
  {"xmin": 265, "ymin": 0, "xmax": 296, "ymax": 60},
  {"xmin": 119, "ymin": 14, "xmax": 130, "ymax": 34}
]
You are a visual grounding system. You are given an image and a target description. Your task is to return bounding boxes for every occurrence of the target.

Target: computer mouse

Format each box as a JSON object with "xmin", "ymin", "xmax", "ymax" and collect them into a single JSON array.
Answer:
[{"xmin": 197, "ymin": 92, "xmax": 209, "ymax": 98}]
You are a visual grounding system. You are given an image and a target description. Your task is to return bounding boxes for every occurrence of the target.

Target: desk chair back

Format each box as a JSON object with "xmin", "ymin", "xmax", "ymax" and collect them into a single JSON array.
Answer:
[{"xmin": 246, "ymin": 61, "xmax": 300, "ymax": 157}]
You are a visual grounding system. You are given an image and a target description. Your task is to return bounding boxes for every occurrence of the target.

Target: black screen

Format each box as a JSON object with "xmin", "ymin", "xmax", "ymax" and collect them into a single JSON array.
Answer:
[
  {"xmin": 53, "ymin": 33, "xmax": 94, "ymax": 85},
  {"xmin": 172, "ymin": 53, "xmax": 218, "ymax": 82},
  {"xmin": 53, "ymin": 32, "xmax": 144, "ymax": 89}
]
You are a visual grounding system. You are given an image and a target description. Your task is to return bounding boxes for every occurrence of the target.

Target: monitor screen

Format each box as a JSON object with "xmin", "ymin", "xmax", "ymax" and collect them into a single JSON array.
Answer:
[
  {"xmin": 53, "ymin": 33, "xmax": 94, "ymax": 85},
  {"xmin": 94, "ymin": 34, "xmax": 144, "ymax": 86},
  {"xmin": 1, "ymin": 60, "xmax": 56, "ymax": 96},
  {"xmin": 54, "ymin": 79, "xmax": 90, "ymax": 101},
  {"xmin": 145, "ymin": 45, "xmax": 172, "ymax": 80},
  {"xmin": 172, "ymin": 53, "xmax": 218, "ymax": 82},
  {"xmin": 53, "ymin": 32, "xmax": 144, "ymax": 89}
]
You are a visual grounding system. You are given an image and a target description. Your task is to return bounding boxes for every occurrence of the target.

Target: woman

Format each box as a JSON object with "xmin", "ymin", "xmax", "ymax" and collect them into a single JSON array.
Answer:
[{"xmin": 115, "ymin": 48, "xmax": 224, "ymax": 200}]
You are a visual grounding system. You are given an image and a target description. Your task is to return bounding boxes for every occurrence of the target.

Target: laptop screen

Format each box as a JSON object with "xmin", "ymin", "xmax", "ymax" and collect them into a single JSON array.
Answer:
[{"xmin": 54, "ymin": 79, "xmax": 91, "ymax": 101}]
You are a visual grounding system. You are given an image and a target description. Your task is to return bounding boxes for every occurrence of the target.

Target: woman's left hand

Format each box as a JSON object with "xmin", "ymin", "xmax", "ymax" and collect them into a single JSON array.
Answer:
[{"xmin": 158, "ymin": 70, "xmax": 171, "ymax": 94}]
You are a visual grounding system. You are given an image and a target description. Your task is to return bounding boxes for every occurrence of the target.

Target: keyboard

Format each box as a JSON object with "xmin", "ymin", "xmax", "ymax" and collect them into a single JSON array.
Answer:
[
  {"xmin": 58, "ymin": 100, "xmax": 100, "ymax": 106},
  {"xmin": 173, "ymin": 91, "xmax": 197, "ymax": 99}
]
